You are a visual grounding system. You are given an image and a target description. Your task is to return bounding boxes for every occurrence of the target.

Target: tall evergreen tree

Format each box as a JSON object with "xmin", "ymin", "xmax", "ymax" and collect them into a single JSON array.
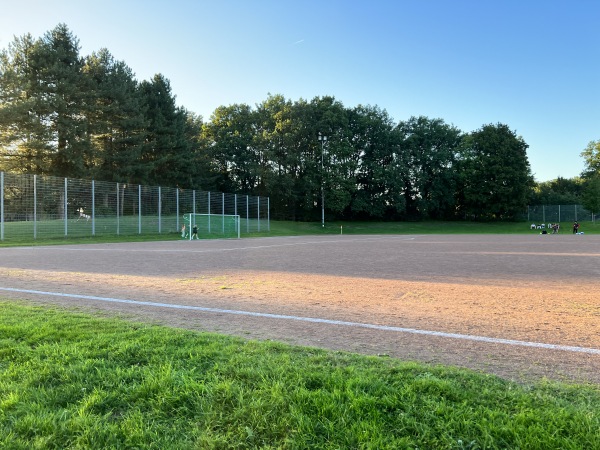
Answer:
[
  {"xmin": 83, "ymin": 49, "xmax": 147, "ymax": 183},
  {"xmin": 0, "ymin": 24, "xmax": 91, "ymax": 177},
  {"xmin": 38, "ymin": 24, "xmax": 91, "ymax": 177},
  {"xmin": 138, "ymin": 74, "xmax": 190, "ymax": 187},
  {"xmin": 0, "ymin": 33, "xmax": 53, "ymax": 173}
]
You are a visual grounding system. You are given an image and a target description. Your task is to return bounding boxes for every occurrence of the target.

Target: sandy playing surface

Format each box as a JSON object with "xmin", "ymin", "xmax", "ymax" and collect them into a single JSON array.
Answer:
[{"xmin": 1, "ymin": 234, "xmax": 599, "ymax": 384}]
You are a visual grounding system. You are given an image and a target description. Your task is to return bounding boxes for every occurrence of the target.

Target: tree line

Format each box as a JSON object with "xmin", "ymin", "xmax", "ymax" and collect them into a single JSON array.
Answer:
[{"xmin": 2, "ymin": 24, "xmax": 596, "ymax": 221}]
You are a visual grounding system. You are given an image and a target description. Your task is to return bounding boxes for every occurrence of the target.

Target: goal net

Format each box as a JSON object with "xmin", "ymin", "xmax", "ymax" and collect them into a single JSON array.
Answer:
[{"xmin": 182, "ymin": 213, "xmax": 241, "ymax": 239}]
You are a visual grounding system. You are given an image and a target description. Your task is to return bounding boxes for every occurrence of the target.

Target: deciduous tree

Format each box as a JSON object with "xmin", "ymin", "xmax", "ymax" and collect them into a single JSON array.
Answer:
[
  {"xmin": 349, "ymin": 105, "xmax": 405, "ymax": 219},
  {"xmin": 580, "ymin": 139, "xmax": 600, "ymax": 177},
  {"xmin": 396, "ymin": 116, "xmax": 461, "ymax": 219},
  {"xmin": 581, "ymin": 175, "xmax": 600, "ymax": 217},
  {"xmin": 458, "ymin": 123, "xmax": 533, "ymax": 220}
]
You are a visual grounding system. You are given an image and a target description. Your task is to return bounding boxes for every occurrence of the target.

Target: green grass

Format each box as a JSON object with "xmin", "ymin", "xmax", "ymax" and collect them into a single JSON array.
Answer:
[
  {"xmin": 2, "ymin": 219, "xmax": 599, "ymax": 247},
  {"xmin": 0, "ymin": 231, "xmax": 183, "ymax": 248},
  {"xmin": 1, "ymin": 301, "xmax": 599, "ymax": 449},
  {"xmin": 253, "ymin": 219, "xmax": 600, "ymax": 238}
]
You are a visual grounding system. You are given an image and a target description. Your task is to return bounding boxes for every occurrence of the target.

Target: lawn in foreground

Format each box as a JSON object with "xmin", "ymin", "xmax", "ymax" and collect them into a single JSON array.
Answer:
[{"xmin": 1, "ymin": 301, "xmax": 599, "ymax": 449}]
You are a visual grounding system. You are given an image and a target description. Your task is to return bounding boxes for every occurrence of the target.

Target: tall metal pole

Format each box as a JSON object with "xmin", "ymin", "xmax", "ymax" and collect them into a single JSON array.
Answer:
[{"xmin": 318, "ymin": 133, "xmax": 327, "ymax": 228}]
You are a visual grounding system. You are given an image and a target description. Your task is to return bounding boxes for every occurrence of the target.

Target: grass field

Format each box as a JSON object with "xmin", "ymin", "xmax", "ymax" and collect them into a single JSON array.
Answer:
[
  {"xmin": 2, "ymin": 219, "xmax": 599, "ymax": 247},
  {"xmin": 257, "ymin": 220, "xmax": 600, "ymax": 237},
  {"xmin": 1, "ymin": 302, "xmax": 599, "ymax": 449}
]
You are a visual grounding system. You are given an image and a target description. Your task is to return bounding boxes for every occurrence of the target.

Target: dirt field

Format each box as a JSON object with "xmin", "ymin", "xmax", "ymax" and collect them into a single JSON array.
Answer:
[{"xmin": 1, "ymin": 234, "xmax": 599, "ymax": 385}]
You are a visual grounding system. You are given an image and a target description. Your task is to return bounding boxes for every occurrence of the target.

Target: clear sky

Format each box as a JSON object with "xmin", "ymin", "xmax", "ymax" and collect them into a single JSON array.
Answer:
[{"xmin": 1, "ymin": 0, "xmax": 598, "ymax": 182}]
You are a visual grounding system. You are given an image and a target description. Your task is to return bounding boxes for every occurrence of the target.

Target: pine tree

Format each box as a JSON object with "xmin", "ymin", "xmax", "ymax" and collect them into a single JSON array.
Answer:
[
  {"xmin": 38, "ymin": 24, "xmax": 91, "ymax": 177},
  {"xmin": 83, "ymin": 48, "xmax": 147, "ymax": 183},
  {"xmin": 0, "ymin": 33, "xmax": 52, "ymax": 173},
  {"xmin": 138, "ymin": 74, "xmax": 191, "ymax": 187}
]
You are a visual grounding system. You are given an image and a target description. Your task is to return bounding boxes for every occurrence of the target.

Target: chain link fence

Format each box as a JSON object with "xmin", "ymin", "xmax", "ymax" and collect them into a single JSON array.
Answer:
[
  {"xmin": 526, "ymin": 205, "xmax": 596, "ymax": 225},
  {"xmin": 0, "ymin": 172, "xmax": 269, "ymax": 241}
]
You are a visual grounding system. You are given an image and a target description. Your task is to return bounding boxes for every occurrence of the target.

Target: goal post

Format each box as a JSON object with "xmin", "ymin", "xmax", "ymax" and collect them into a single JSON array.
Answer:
[{"xmin": 182, "ymin": 213, "xmax": 241, "ymax": 239}]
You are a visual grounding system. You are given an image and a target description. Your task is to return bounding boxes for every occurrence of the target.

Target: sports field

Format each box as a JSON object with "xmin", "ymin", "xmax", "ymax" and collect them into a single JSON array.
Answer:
[{"xmin": 1, "ymin": 234, "xmax": 598, "ymax": 384}]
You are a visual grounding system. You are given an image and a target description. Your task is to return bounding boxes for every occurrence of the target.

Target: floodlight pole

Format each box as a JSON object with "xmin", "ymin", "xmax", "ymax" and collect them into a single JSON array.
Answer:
[{"xmin": 318, "ymin": 133, "xmax": 327, "ymax": 228}]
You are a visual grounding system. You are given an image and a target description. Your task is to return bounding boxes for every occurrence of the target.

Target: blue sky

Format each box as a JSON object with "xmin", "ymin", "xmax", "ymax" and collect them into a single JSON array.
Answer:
[{"xmin": 1, "ymin": 0, "xmax": 598, "ymax": 182}]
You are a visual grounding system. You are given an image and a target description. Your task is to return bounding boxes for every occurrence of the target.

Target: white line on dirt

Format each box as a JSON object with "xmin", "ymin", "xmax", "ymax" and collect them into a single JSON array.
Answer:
[{"xmin": 1, "ymin": 286, "xmax": 598, "ymax": 356}]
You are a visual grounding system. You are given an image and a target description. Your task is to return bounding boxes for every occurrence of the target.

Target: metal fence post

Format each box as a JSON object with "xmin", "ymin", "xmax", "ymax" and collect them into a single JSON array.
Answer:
[
  {"xmin": 138, "ymin": 185, "xmax": 142, "ymax": 234},
  {"xmin": 1, "ymin": 172, "xmax": 4, "ymax": 241},
  {"xmin": 234, "ymin": 193, "xmax": 239, "ymax": 236},
  {"xmin": 542, "ymin": 205, "xmax": 545, "ymax": 224},
  {"xmin": 246, "ymin": 195, "xmax": 249, "ymax": 233},
  {"xmin": 158, "ymin": 186, "xmax": 162, "ymax": 234},
  {"xmin": 64, "ymin": 178, "xmax": 68, "ymax": 236},
  {"xmin": 222, "ymin": 192, "xmax": 225, "ymax": 233},
  {"xmin": 257, "ymin": 197, "xmax": 260, "ymax": 232},
  {"xmin": 116, "ymin": 182, "xmax": 120, "ymax": 235},
  {"xmin": 207, "ymin": 191, "xmax": 210, "ymax": 233},
  {"xmin": 92, "ymin": 180, "xmax": 95, "ymax": 236},
  {"xmin": 176, "ymin": 188, "xmax": 180, "ymax": 230},
  {"xmin": 34, "ymin": 174, "xmax": 37, "ymax": 240}
]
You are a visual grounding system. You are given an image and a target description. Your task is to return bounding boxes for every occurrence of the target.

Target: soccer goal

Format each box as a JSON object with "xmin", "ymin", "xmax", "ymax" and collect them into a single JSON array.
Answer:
[{"xmin": 182, "ymin": 213, "xmax": 241, "ymax": 239}]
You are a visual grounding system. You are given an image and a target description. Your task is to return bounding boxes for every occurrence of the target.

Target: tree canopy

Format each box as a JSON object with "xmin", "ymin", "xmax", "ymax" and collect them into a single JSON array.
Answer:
[
  {"xmin": 580, "ymin": 140, "xmax": 600, "ymax": 177},
  {"xmin": 581, "ymin": 175, "xmax": 600, "ymax": 215},
  {"xmin": 0, "ymin": 24, "xmax": 544, "ymax": 222},
  {"xmin": 457, "ymin": 124, "xmax": 534, "ymax": 220}
]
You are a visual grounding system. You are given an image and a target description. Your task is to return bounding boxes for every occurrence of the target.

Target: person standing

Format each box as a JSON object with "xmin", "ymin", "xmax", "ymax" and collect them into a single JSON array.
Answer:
[
  {"xmin": 573, "ymin": 221, "xmax": 579, "ymax": 234},
  {"xmin": 192, "ymin": 224, "xmax": 199, "ymax": 239}
]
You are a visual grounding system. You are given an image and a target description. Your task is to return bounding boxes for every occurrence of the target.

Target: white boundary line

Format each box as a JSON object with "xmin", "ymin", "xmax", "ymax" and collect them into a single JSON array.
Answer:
[{"xmin": 1, "ymin": 286, "xmax": 598, "ymax": 356}]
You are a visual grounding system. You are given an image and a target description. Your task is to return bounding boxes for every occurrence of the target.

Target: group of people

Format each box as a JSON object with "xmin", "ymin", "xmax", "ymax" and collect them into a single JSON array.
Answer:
[
  {"xmin": 531, "ymin": 222, "xmax": 582, "ymax": 235},
  {"xmin": 531, "ymin": 223, "xmax": 560, "ymax": 234},
  {"xmin": 181, "ymin": 224, "xmax": 199, "ymax": 239}
]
